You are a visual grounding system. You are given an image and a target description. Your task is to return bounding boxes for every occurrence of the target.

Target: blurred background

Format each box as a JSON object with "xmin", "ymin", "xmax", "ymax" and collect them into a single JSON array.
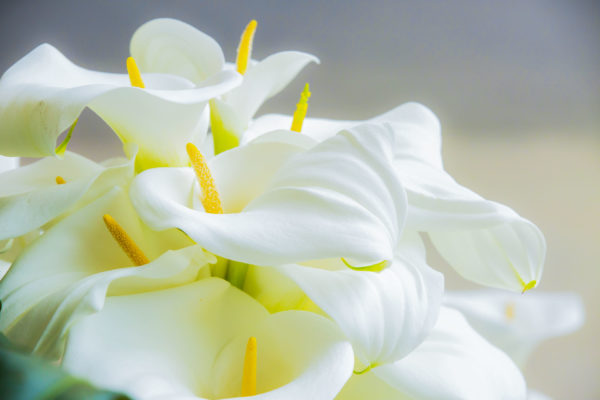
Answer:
[{"xmin": 1, "ymin": 0, "xmax": 598, "ymax": 398}]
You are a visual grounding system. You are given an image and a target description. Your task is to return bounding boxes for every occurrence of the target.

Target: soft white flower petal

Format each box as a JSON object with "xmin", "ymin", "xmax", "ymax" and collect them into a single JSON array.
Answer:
[
  {"xmin": 63, "ymin": 280, "xmax": 354, "ymax": 400},
  {"xmin": 373, "ymin": 307, "xmax": 527, "ymax": 400},
  {"xmin": 0, "ymin": 156, "xmax": 18, "ymax": 173},
  {"xmin": 131, "ymin": 123, "xmax": 407, "ymax": 265},
  {"xmin": 0, "ymin": 44, "xmax": 241, "ymax": 168},
  {"xmin": 389, "ymin": 104, "xmax": 545, "ymax": 291},
  {"xmin": 250, "ymin": 103, "xmax": 545, "ymax": 291},
  {"xmin": 222, "ymin": 51, "xmax": 319, "ymax": 126},
  {"xmin": 0, "ymin": 149, "xmax": 133, "ymax": 241},
  {"xmin": 276, "ymin": 236, "xmax": 443, "ymax": 366},
  {"xmin": 130, "ymin": 18, "xmax": 225, "ymax": 84},
  {"xmin": 0, "ymin": 186, "xmax": 193, "ymax": 357},
  {"xmin": 444, "ymin": 290, "xmax": 585, "ymax": 366}
]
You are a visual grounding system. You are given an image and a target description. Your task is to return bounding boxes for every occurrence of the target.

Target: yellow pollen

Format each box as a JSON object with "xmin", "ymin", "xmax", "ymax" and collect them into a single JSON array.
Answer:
[
  {"xmin": 186, "ymin": 143, "xmax": 223, "ymax": 214},
  {"xmin": 522, "ymin": 280, "xmax": 537, "ymax": 294},
  {"xmin": 504, "ymin": 302, "xmax": 515, "ymax": 321},
  {"xmin": 102, "ymin": 214, "xmax": 149, "ymax": 266},
  {"xmin": 290, "ymin": 83, "xmax": 311, "ymax": 132},
  {"xmin": 55, "ymin": 176, "xmax": 66, "ymax": 185},
  {"xmin": 236, "ymin": 19, "xmax": 258, "ymax": 75},
  {"xmin": 241, "ymin": 336, "xmax": 257, "ymax": 396},
  {"xmin": 126, "ymin": 56, "xmax": 145, "ymax": 88}
]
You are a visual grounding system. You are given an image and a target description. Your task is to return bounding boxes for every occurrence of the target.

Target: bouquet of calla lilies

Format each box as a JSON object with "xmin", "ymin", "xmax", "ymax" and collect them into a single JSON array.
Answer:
[{"xmin": 0, "ymin": 18, "xmax": 584, "ymax": 400}]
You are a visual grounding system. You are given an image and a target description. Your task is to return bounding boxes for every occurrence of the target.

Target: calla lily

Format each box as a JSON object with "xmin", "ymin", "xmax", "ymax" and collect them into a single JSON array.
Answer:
[
  {"xmin": 131, "ymin": 123, "xmax": 406, "ymax": 265},
  {"xmin": 336, "ymin": 307, "xmax": 527, "ymax": 400},
  {"xmin": 130, "ymin": 122, "xmax": 445, "ymax": 369},
  {"xmin": 129, "ymin": 18, "xmax": 319, "ymax": 154},
  {"xmin": 0, "ymin": 40, "xmax": 241, "ymax": 170},
  {"xmin": 62, "ymin": 278, "xmax": 354, "ymax": 400},
  {"xmin": 0, "ymin": 145, "xmax": 135, "ymax": 243},
  {"xmin": 444, "ymin": 290, "xmax": 585, "ymax": 367},
  {"xmin": 0, "ymin": 185, "xmax": 200, "ymax": 359},
  {"xmin": 246, "ymin": 102, "xmax": 546, "ymax": 292}
]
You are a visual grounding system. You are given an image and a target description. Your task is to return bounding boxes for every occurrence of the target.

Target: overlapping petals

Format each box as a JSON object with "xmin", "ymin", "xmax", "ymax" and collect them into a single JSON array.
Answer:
[
  {"xmin": 129, "ymin": 18, "xmax": 318, "ymax": 152},
  {"xmin": 131, "ymin": 123, "xmax": 407, "ymax": 266},
  {"xmin": 62, "ymin": 279, "xmax": 354, "ymax": 400},
  {"xmin": 131, "ymin": 122, "xmax": 449, "ymax": 370},
  {"xmin": 247, "ymin": 102, "xmax": 546, "ymax": 292},
  {"xmin": 0, "ymin": 148, "xmax": 134, "ymax": 241},
  {"xmin": 278, "ymin": 237, "xmax": 443, "ymax": 367},
  {"xmin": 0, "ymin": 43, "xmax": 241, "ymax": 169},
  {"xmin": 0, "ymin": 186, "xmax": 196, "ymax": 358},
  {"xmin": 337, "ymin": 307, "xmax": 527, "ymax": 400},
  {"xmin": 445, "ymin": 290, "xmax": 584, "ymax": 366}
]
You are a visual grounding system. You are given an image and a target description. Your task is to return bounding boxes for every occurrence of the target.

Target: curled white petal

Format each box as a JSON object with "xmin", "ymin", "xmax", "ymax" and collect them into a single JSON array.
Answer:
[
  {"xmin": 62, "ymin": 280, "xmax": 353, "ymax": 400},
  {"xmin": 0, "ymin": 44, "xmax": 241, "ymax": 167},
  {"xmin": 131, "ymin": 123, "xmax": 407, "ymax": 265}
]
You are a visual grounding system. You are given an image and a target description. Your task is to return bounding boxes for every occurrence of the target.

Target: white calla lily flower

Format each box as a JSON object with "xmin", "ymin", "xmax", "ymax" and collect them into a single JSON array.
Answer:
[
  {"xmin": 0, "ymin": 41, "xmax": 241, "ymax": 170},
  {"xmin": 131, "ymin": 123, "xmax": 406, "ymax": 265},
  {"xmin": 444, "ymin": 290, "xmax": 584, "ymax": 367},
  {"xmin": 336, "ymin": 307, "xmax": 527, "ymax": 400},
  {"xmin": 0, "ymin": 146, "xmax": 135, "ymax": 242},
  {"xmin": 129, "ymin": 18, "xmax": 318, "ymax": 154},
  {"xmin": 247, "ymin": 102, "xmax": 546, "ymax": 292},
  {"xmin": 62, "ymin": 278, "xmax": 354, "ymax": 400},
  {"xmin": 130, "ymin": 122, "xmax": 445, "ymax": 369},
  {"xmin": 0, "ymin": 185, "xmax": 199, "ymax": 359}
]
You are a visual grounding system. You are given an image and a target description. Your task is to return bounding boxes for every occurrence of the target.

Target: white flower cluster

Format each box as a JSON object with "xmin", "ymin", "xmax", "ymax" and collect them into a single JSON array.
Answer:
[{"xmin": 0, "ymin": 19, "xmax": 583, "ymax": 400}]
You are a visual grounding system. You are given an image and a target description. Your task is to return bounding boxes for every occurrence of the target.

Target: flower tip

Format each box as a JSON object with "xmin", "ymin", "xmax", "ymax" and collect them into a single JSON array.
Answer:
[
  {"xmin": 126, "ymin": 56, "xmax": 145, "ymax": 88},
  {"xmin": 521, "ymin": 280, "xmax": 537, "ymax": 294}
]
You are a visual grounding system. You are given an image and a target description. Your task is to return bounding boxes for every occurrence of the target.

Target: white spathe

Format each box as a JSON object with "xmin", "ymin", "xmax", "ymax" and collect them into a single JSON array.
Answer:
[
  {"xmin": 336, "ymin": 307, "xmax": 527, "ymax": 400},
  {"xmin": 277, "ymin": 236, "xmax": 443, "ymax": 367},
  {"xmin": 444, "ymin": 290, "xmax": 585, "ymax": 367},
  {"xmin": 62, "ymin": 279, "xmax": 354, "ymax": 400},
  {"xmin": 0, "ymin": 147, "xmax": 135, "ymax": 241},
  {"xmin": 0, "ymin": 43, "xmax": 241, "ymax": 169},
  {"xmin": 0, "ymin": 186, "xmax": 196, "ymax": 359},
  {"xmin": 129, "ymin": 18, "xmax": 319, "ymax": 146},
  {"xmin": 130, "ymin": 122, "xmax": 447, "ymax": 369},
  {"xmin": 131, "ymin": 123, "xmax": 407, "ymax": 266},
  {"xmin": 246, "ymin": 102, "xmax": 546, "ymax": 292}
]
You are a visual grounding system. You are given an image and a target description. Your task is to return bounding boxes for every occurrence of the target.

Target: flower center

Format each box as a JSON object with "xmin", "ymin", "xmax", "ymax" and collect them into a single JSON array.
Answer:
[
  {"xmin": 241, "ymin": 336, "xmax": 257, "ymax": 396},
  {"xmin": 290, "ymin": 83, "xmax": 311, "ymax": 133},
  {"xmin": 126, "ymin": 56, "xmax": 145, "ymax": 88},
  {"xmin": 186, "ymin": 143, "xmax": 223, "ymax": 214},
  {"xmin": 102, "ymin": 214, "xmax": 149, "ymax": 266},
  {"xmin": 55, "ymin": 176, "xmax": 66, "ymax": 185},
  {"xmin": 236, "ymin": 20, "xmax": 258, "ymax": 75}
]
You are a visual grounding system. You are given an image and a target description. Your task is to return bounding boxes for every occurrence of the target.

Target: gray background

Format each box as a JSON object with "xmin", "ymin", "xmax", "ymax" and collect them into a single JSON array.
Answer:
[{"xmin": 1, "ymin": 1, "xmax": 598, "ymax": 398}]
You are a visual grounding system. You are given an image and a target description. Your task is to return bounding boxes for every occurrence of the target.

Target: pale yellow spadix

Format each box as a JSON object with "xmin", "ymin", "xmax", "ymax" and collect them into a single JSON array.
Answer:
[
  {"xmin": 126, "ymin": 56, "xmax": 145, "ymax": 88},
  {"xmin": 504, "ymin": 302, "xmax": 515, "ymax": 321},
  {"xmin": 236, "ymin": 20, "xmax": 258, "ymax": 75},
  {"xmin": 186, "ymin": 143, "xmax": 223, "ymax": 214},
  {"xmin": 241, "ymin": 336, "xmax": 257, "ymax": 396},
  {"xmin": 55, "ymin": 176, "xmax": 66, "ymax": 185},
  {"xmin": 291, "ymin": 83, "xmax": 311, "ymax": 132},
  {"xmin": 103, "ymin": 214, "xmax": 150, "ymax": 266}
]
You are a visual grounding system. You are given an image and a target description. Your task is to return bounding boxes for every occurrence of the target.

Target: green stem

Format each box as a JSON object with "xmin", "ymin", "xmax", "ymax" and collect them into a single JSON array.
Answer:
[{"xmin": 226, "ymin": 260, "xmax": 249, "ymax": 289}]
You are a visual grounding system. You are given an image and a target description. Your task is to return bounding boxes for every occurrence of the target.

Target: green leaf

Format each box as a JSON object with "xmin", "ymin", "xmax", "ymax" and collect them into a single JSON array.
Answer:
[{"xmin": 0, "ymin": 333, "xmax": 131, "ymax": 400}]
